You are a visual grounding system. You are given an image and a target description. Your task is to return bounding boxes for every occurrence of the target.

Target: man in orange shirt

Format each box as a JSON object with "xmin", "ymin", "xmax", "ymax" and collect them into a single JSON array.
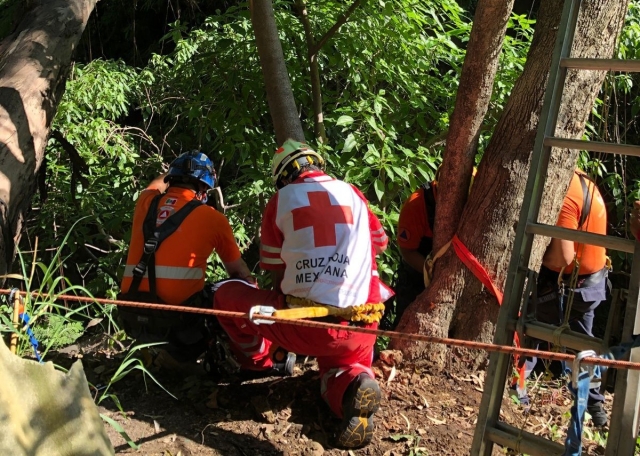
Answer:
[
  {"xmin": 119, "ymin": 150, "xmax": 254, "ymax": 359},
  {"xmin": 381, "ymin": 181, "xmax": 437, "ymax": 329},
  {"xmin": 519, "ymin": 170, "xmax": 610, "ymax": 426}
]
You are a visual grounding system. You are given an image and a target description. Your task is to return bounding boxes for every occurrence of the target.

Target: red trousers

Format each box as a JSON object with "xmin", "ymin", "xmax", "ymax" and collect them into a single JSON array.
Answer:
[{"xmin": 212, "ymin": 281, "xmax": 377, "ymax": 418}]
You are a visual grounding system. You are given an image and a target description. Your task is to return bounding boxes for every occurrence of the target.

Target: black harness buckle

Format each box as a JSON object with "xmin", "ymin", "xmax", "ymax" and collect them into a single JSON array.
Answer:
[
  {"xmin": 144, "ymin": 237, "xmax": 159, "ymax": 254},
  {"xmin": 132, "ymin": 262, "xmax": 147, "ymax": 277}
]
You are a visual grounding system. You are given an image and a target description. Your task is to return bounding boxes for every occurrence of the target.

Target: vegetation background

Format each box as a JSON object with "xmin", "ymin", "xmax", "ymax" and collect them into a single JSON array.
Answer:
[{"xmin": 0, "ymin": 0, "xmax": 638, "ymax": 357}]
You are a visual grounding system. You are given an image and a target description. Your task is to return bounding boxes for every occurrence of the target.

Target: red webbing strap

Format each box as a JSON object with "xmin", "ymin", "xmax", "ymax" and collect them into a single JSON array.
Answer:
[
  {"xmin": 451, "ymin": 235, "xmax": 504, "ymax": 303},
  {"xmin": 452, "ymin": 235, "xmax": 526, "ymax": 387}
]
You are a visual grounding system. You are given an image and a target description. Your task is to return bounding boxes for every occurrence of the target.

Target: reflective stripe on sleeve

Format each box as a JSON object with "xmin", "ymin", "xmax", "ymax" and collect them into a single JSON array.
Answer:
[{"xmin": 261, "ymin": 244, "xmax": 282, "ymax": 254}]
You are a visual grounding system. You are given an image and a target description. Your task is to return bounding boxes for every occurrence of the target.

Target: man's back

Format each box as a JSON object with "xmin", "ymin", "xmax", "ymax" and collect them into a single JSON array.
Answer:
[
  {"xmin": 121, "ymin": 186, "xmax": 240, "ymax": 304},
  {"xmin": 397, "ymin": 182, "xmax": 436, "ymax": 258},
  {"xmin": 550, "ymin": 170, "xmax": 607, "ymax": 275},
  {"xmin": 261, "ymin": 172, "xmax": 387, "ymax": 307}
]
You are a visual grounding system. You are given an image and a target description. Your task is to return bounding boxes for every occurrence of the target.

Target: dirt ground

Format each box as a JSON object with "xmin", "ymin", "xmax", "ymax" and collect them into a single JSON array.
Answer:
[{"xmin": 54, "ymin": 335, "xmax": 612, "ymax": 456}]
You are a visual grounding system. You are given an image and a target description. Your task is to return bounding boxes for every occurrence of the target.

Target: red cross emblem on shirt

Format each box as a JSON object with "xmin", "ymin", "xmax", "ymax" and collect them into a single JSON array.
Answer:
[{"xmin": 291, "ymin": 191, "xmax": 354, "ymax": 247}]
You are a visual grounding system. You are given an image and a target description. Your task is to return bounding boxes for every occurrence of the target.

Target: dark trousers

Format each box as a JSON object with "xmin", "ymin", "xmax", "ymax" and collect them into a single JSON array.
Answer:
[
  {"xmin": 523, "ymin": 266, "xmax": 609, "ymax": 404},
  {"xmin": 381, "ymin": 262, "xmax": 424, "ymax": 330}
]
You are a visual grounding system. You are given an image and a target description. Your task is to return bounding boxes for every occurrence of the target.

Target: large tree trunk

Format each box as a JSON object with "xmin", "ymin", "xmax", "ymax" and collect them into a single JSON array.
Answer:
[
  {"xmin": 433, "ymin": 0, "xmax": 515, "ymax": 253},
  {"xmin": 250, "ymin": 0, "xmax": 305, "ymax": 145},
  {"xmin": 0, "ymin": 0, "xmax": 97, "ymax": 276},
  {"xmin": 392, "ymin": 0, "xmax": 628, "ymax": 370}
]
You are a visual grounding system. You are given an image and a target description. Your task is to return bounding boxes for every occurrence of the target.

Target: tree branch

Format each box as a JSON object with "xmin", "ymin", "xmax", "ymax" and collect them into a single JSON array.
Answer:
[
  {"xmin": 295, "ymin": 0, "xmax": 327, "ymax": 143},
  {"xmin": 311, "ymin": 0, "xmax": 363, "ymax": 56},
  {"xmin": 51, "ymin": 130, "xmax": 90, "ymax": 188}
]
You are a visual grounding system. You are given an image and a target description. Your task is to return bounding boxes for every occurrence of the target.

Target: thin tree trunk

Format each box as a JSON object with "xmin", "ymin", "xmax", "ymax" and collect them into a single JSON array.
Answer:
[
  {"xmin": 250, "ymin": 0, "xmax": 305, "ymax": 145},
  {"xmin": 295, "ymin": 0, "xmax": 326, "ymax": 143},
  {"xmin": 392, "ymin": 0, "xmax": 628, "ymax": 371},
  {"xmin": 0, "ymin": 0, "xmax": 97, "ymax": 276},
  {"xmin": 295, "ymin": 0, "xmax": 363, "ymax": 144},
  {"xmin": 433, "ymin": 0, "xmax": 515, "ymax": 254}
]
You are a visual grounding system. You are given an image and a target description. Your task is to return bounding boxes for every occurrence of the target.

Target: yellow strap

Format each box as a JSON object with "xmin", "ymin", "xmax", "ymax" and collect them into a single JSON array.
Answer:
[
  {"xmin": 273, "ymin": 307, "xmax": 336, "ymax": 319},
  {"xmin": 280, "ymin": 296, "xmax": 384, "ymax": 324},
  {"xmin": 423, "ymin": 240, "xmax": 452, "ymax": 287}
]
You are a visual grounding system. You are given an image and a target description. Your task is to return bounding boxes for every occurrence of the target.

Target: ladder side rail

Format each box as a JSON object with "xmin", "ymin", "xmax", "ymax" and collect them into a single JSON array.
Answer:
[
  {"xmin": 470, "ymin": 1, "xmax": 583, "ymax": 454},
  {"xmin": 606, "ymin": 240, "xmax": 640, "ymax": 456},
  {"xmin": 526, "ymin": 223, "xmax": 636, "ymax": 253}
]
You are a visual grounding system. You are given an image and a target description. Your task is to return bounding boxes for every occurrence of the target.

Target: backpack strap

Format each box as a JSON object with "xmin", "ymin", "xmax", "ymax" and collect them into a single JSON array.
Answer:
[
  {"xmin": 577, "ymin": 173, "xmax": 593, "ymax": 230},
  {"xmin": 422, "ymin": 182, "xmax": 437, "ymax": 233},
  {"xmin": 128, "ymin": 194, "xmax": 203, "ymax": 300}
]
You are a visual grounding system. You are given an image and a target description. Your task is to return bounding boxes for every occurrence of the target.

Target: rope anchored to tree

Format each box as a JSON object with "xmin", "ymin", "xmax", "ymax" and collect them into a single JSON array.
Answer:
[{"xmin": 3, "ymin": 288, "xmax": 640, "ymax": 371}]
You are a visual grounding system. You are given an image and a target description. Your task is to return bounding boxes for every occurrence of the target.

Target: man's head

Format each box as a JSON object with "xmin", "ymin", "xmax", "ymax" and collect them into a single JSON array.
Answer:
[
  {"xmin": 271, "ymin": 139, "xmax": 325, "ymax": 189},
  {"xmin": 165, "ymin": 150, "xmax": 216, "ymax": 195}
]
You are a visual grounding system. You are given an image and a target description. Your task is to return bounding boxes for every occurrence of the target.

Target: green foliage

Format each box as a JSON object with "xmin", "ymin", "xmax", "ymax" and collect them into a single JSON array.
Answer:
[
  {"xmin": 100, "ymin": 414, "xmax": 139, "ymax": 450},
  {"xmin": 21, "ymin": 0, "xmax": 538, "ymax": 294},
  {"xmin": 77, "ymin": 0, "xmax": 532, "ymax": 286},
  {"xmin": 28, "ymin": 60, "xmax": 163, "ymax": 297},
  {"xmin": 97, "ymin": 342, "xmax": 177, "ymax": 405},
  {"xmin": 2, "ymin": 222, "xmax": 119, "ymax": 359},
  {"xmin": 32, "ymin": 314, "xmax": 84, "ymax": 350}
]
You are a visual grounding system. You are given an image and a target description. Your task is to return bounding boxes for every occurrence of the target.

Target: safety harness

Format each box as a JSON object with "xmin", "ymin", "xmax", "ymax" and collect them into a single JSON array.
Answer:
[
  {"xmin": 119, "ymin": 194, "xmax": 206, "ymax": 344},
  {"xmin": 539, "ymin": 172, "xmax": 607, "ymax": 320},
  {"xmin": 576, "ymin": 172, "xmax": 593, "ymax": 230},
  {"xmin": 127, "ymin": 194, "xmax": 202, "ymax": 301}
]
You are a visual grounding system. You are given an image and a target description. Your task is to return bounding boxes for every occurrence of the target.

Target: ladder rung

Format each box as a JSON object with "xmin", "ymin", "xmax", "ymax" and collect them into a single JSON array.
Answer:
[
  {"xmin": 543, "ymin": 136, "xmax": 640, "ymax": 156},
  {"xmin": 519, "ymin": 320, "xmax": 603, "ymax": 352},
  {"xmin": 486, "ymin": 422, "xmax": 564, "ymax": 456},
  {"xmin": 560, "ymin": 57, "xmax": 640, "ymax": 72},
  {"xmin": 526, "ymin": 223, "xmax": 636, "ymax": 253}
]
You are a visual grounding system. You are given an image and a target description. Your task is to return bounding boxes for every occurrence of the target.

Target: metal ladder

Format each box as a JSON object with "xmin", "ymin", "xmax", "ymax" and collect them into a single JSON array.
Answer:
[{"xmin": 471, "ymin": 0, "xmax": 640, "ymax": 454}]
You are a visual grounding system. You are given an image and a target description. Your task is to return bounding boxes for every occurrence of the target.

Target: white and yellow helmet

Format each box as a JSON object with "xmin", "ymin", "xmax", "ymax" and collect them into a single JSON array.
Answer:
[{"xmin": 271, "ymin": 139, "xmax": 325, "ymax": 188}]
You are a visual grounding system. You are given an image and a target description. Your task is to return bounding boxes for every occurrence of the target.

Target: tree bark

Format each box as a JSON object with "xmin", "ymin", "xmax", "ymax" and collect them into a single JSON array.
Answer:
[
  {"xmin": 250, "ymin": 0, "xmax": 305, "ymax": 145},
  {"xmin": 433, "ymin": 0, "xmax": 515, "ymax": 254},
  {"xmin": 392, "ymin": 0, "xmax": 628, "ymax": 370},
  {"xmin": 0, "ymin": 0, "xmax": 97, "ymax": 276}
]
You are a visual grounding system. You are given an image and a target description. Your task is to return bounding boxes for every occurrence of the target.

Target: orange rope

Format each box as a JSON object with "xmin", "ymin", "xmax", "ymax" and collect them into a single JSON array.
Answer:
[{"xmin": 4, "ymin": 288, "xmax": 640, "ymax": 371}]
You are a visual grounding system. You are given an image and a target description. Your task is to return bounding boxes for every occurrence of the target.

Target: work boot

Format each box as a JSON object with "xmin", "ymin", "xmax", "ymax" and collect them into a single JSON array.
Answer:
[
  {"xmin": 240, "ymin": 349, "xmax": 296, "ymax": 378},
  {"xmin": 271, "ymin": 350, "xmax": 296, "ymax": 377},
  {"xmin": 587, "ymin": 402, "xmax": 608, "ymax": 427},
  {"xmin": 203, "ymin": 333, "xmax": 241, "ymax": 378},
  {"xmin": 336, "ymin": 373, "xmax": 381, "ymax": 449}
]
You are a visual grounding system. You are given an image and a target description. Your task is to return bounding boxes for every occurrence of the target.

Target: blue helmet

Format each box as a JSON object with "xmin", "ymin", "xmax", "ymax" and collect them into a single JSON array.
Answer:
[{"xmin": 164, "ymin": 150, "xmax": 216, "ymax": 189}]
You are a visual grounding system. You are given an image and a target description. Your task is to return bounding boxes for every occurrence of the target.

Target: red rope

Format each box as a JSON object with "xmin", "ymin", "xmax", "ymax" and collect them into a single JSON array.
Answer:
[{"xmin": 4, "ymin": 288, "xmax": 640, "ymax": 371}]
